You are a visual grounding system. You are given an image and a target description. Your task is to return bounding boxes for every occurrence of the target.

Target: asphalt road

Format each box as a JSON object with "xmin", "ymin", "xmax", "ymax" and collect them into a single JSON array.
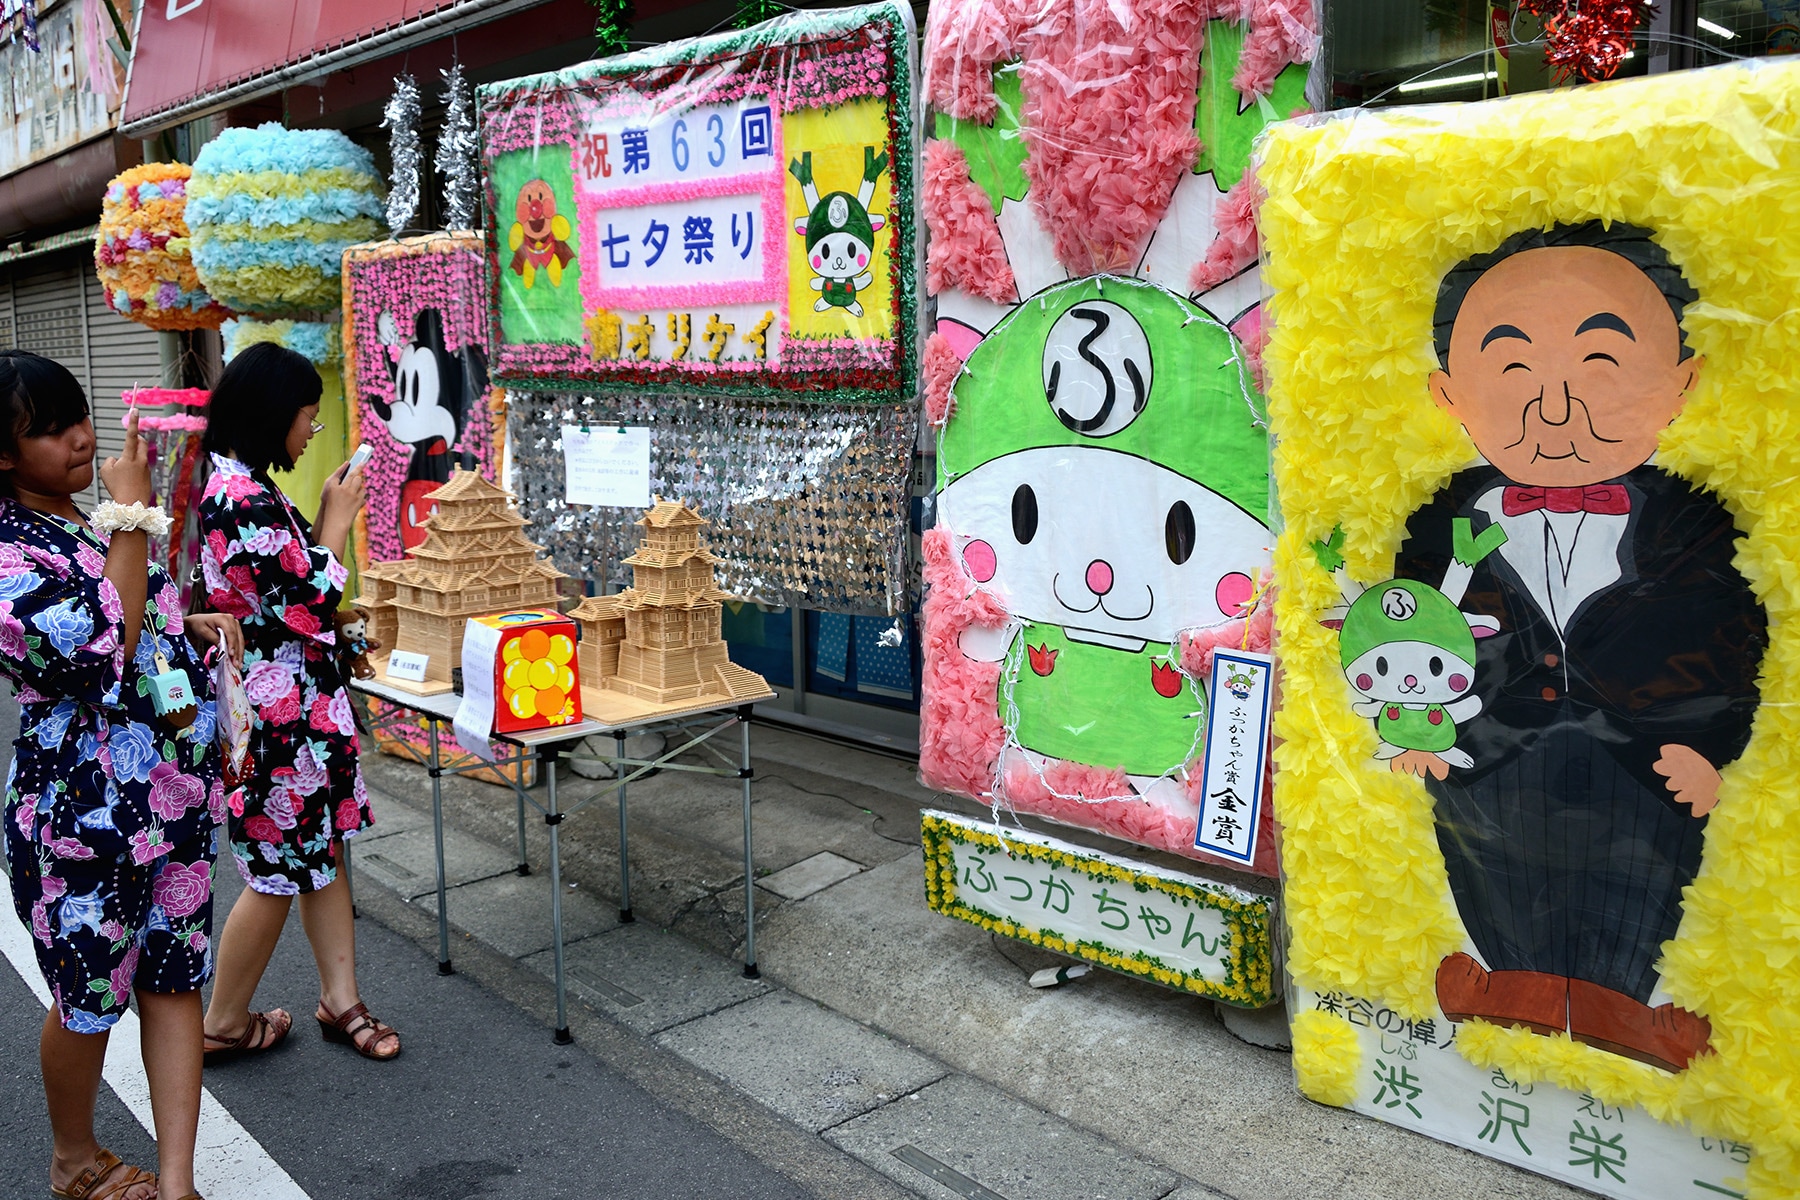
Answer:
[{"xmin": 0, "ymin": 685, "xmax": 819, "ymax": 1200}]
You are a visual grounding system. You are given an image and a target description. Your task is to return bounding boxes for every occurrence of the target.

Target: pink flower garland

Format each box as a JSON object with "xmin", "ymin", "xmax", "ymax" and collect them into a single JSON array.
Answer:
[
  {"xmin": 922, "ymin": 332, "xmax": 963, "ymax": 426},
  {"xmin": 922, "ymin": 140, "xmax": 1016, "ymax": 304}
]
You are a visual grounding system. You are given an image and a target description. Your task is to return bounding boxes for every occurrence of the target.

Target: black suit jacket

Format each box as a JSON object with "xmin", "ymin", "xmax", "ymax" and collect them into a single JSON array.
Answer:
[{"xmin": 1393, "ymin": 464, "xmax": 1767, "ymax": 805}]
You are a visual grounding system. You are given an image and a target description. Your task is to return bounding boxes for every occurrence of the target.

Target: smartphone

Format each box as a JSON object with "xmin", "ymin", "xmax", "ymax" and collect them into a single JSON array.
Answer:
[{"xmin": 347, "ymin": 442, "xmax": 374, "ymax": 473}]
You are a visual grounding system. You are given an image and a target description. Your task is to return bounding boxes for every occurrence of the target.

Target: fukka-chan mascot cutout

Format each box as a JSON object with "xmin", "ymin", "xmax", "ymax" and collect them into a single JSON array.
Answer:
[
  {"xmin": 790, "ymin": 147, "xmax": 889, "ymax": 317},
  {"xmin": 936, "ymin": 276, "xmax": 1268, "ymax": 811},
  {"xmin": 508, "ymin": 179, "xmax": 575, "ymax": 288},
  {"xmin": 1320, "ymin": 518, "xmax": 1505, "ymax": 777}
]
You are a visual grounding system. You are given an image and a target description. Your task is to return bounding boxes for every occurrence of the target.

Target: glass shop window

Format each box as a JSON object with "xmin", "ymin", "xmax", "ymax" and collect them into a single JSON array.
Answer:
[
  {"xmin": 1327, "ymin": 0, "xmax": 1648, "ymax": 107},
  {"xmin": 1693, "ymin": 0, "xmax": 1800, "ymax": 56}
]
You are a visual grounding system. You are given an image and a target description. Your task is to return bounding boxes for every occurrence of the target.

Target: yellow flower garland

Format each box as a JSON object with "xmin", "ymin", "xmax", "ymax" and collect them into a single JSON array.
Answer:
[{"xmin": 1259, "ymin": 60, "xmax": 1800, "ymax": 1196}]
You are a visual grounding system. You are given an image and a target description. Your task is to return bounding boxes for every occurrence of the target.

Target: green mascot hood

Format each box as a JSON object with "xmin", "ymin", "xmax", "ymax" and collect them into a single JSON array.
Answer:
[
  {"xmin": 1338, "ymin": 579, "xmax": 1476, "ymax": 668},
  {"xmin": 936, "ymin": 276, "xmax": 1268, "ymax": 522},
  {"xmin": 806, "ymin": 191, "xmax": 873, "ymax": 253}
]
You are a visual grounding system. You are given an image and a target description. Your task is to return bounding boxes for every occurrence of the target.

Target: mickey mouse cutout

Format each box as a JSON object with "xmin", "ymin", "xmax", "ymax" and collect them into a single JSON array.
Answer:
[
  {"xmin": 790, "ymin": 147, "xmax": 889, "ymax": 318},
  {"xmin": 375, "ymin": 308, "xmax": 488, "ymax": 550}
]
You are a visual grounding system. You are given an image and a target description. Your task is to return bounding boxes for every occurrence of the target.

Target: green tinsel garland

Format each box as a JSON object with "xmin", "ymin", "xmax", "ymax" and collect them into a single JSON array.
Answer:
[
  {"xmin": 731, "ymin": 0, "xmax": 786, "ymax": 29},
  {"xmin": 587, "ymin": 0, "xmax": 633, "ymax": 55}
]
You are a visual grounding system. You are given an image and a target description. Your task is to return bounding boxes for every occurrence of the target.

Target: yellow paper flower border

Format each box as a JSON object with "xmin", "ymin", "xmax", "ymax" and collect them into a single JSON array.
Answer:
[
  {"xmin": 920, "ymin": 810, "xmax": 1275, "ymax": 1006},
  {"xmin": 1258, "ymin": 60, "xmax": 1800, "ymax": 1196}
]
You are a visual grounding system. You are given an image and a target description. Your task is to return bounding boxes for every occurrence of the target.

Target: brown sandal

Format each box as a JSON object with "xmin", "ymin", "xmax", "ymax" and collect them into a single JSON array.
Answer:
[
  {"xmin": 202, "ymin": 1009, "xmax": 292, "ymax": 1066},
  {"xmin": 49, "ymin": 1148, "xmax": 156, "ymax": 1200},
  {"xmin": 316, "ymin": 999, "xmax": 400, "ymax": 1060}
]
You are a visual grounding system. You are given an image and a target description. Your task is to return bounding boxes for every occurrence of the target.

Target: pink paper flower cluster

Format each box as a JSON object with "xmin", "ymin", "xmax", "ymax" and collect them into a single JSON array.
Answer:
[{"xmin": 922, "ymin": 140, "xmax": 1016, "ymax": 303}]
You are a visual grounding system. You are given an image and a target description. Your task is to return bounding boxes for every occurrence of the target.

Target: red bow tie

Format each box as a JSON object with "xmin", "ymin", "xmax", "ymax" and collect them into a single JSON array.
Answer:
[{"xmin": 1501, "ymin": 484, "xmax": 1630, "ymax": 517}]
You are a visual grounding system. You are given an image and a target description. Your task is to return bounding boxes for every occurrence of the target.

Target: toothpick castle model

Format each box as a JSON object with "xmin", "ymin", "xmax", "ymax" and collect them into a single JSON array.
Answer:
[
  {"xmin": 570, "ymin": 498, "xmax": 771, "ymax": 723},
  {"xmin": 358, "ymin": 470, "xmax": 566, "ymax": 695}
]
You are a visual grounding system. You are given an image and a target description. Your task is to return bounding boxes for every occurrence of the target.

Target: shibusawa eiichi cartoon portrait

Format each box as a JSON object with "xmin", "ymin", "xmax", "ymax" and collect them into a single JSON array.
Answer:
[
  {"xmin": 936, "ymin": 276, "xmax": 1269, "ymax": 810},
  {"xmin": 1383, "ymin": 222, "xmax": 1768, "ymax": 1075},
  {"xmin": 790, "ymin": 147, "xmax": 889, "ymax": 318}
]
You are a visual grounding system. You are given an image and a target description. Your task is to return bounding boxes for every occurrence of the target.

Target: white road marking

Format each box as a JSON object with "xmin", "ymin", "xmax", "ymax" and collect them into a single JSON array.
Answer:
[{"xmin": 0, "ymin": 895, "xmax": 313, "ymax": 1199}]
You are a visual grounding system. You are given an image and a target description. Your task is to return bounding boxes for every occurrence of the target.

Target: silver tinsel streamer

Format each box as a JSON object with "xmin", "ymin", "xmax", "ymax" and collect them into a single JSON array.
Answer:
[
  {"xmin": 507, "ymin": 391, "xmax": 919, "ymax": 614},
  {"xmin": 436, "ymin": 63, "xmax": 481, "ymax": 231},
  {"xmin": 381, "ymin": 73, "xmax": 422, "ymax": 237}
]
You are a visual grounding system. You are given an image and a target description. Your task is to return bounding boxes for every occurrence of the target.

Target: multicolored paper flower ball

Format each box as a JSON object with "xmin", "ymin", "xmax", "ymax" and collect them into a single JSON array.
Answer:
[
  {"xmin": 94, "ymin": 163, "xmax": 231, "ymax": 332},
  {"xmin": 187, "ymin": 123, "xmax": 385, "ymax": 317},
  {"xmin": 221, "ymin": 317, "xmax": 342, "ymax": 365}
]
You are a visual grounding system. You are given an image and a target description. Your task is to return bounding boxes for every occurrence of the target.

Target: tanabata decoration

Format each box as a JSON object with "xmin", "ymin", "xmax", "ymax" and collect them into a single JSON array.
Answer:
[
  {"xmin": 382, "ymin": 74, "xmax": 423, "ymax": 237},
  {"xmin": 120, "ymin": 388, "xmax": 210, "ymax": 601},
  {"xmin": 1259, "ymin": 59, "xmax": 1800, "ymax": 1198},
  {"xmin": 94, "ymin": 164, "xmax": 230, "ymax": 331},
  {"xmin": 476, "ymin": 1, "xmax": 920, "ymax": 402},
  {"xmin": 436, "ymin": 64, "xmax": 482, "ymax": 231},
  {"xmin": 187, "ymin": 123, "xmax": 385, "ymax": 317},
  {"xmin": 342, "ymin": 233, "xmax": 505, "ymax": 563},
  {"xmin": 914, "ymin": 0, "xmax": 1315, "ymax": 875},
  {"xmin": 506, "ymin": 389, "xmax": 916, "ymax": 613}
]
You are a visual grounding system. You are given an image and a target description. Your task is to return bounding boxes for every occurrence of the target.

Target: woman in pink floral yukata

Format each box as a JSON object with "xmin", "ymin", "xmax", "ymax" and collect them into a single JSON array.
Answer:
[
  {"xmin": 1, "ymin": 351, "xmax": 241, "ymax": 1200},
  {"xmin": 197, "ymin": 344, "xmax": 400, "ymax": 1062}
]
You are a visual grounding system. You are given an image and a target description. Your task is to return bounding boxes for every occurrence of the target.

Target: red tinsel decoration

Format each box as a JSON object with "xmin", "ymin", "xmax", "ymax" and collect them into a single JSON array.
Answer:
[{"xmin": 1515, "ymin": 0, "xmax": 1655, "ymax": 82}]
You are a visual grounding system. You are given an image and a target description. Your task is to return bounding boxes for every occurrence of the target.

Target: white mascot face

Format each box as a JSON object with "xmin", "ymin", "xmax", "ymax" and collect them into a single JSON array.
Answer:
[
  {"xmin": 936, "ymin": 448, "xmax": 1268, "ymax": 647},
  {"xmin": 389, "ymin": 343, "xmax": 458, "ymax": 446}
]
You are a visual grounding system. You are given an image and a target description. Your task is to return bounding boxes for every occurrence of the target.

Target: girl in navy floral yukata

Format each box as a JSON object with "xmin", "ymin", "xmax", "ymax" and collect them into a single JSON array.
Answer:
[
  {"xmin": 197, "ymin": 344, "xmax": 400, "ymax": 1063},
  {"xmin": 0, "ymin": 351, "xmax": 241, "ymax": 1200}
]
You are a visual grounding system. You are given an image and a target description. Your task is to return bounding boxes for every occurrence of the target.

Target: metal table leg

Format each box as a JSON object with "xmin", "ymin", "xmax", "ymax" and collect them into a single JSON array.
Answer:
[
  {"xmin": 514, "ymin": 748, "xmax": 531, "ymax": 876},
  {"xmin": 616, "ymin": 729, "xmax": 632, "ymax": 924},
  {"xmin": 429, "ymin": 720, "xmax": 452, "ymax": 976},
  {"xmin": 740, "ymin": 710, "xmax": 758, "ymax": 980},
  {"xmin": 544, "ymin": 745, "xmax": 572, "ymax": 1045}
]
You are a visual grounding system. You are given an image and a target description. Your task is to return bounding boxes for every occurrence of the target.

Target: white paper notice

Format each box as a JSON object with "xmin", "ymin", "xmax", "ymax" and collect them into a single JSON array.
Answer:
[
  {"xmin": 453, "ymin": 620, "xmax": 503, "ymax": 761},
  {"xmin": 1194, "ymin": 649, "xmax": 1273, "ymax": 865},
  {"xmin": 563, "ymin": 425, "xmax": 651, "ymax": 507}
]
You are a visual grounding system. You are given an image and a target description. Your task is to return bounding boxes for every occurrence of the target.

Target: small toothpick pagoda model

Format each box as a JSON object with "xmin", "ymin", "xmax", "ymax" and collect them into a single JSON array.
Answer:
[
  {"xmin": 571, "ymin": 498, "xmax": 770, "ymax": 722},
  {"xmin": 359, "ymin": 470, "xmax": 566, "ymax": 694}
]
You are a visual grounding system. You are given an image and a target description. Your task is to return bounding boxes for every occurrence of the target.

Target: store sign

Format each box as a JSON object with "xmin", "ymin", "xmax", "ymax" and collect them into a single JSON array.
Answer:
[
  {"xmin": 921, "ymin": 810, "xmax": 1275, "ymax": 1007},
  {"xmin": 477, "ymin": 1, "xmax": 919, "ymax": 402},
  {"xmin": 0, "ymin": 1, "xmax": 120, "ymax": 176},
  {"xmin": 1293, "ymin": 987, "xmax": 1753, "ymax": 1200}
]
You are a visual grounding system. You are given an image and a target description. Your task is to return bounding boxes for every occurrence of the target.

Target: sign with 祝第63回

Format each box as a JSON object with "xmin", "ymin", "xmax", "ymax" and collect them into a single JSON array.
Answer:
[
  {"xmin": 477, "ymin": 2, "xmax": 919, "ymax": 403},
  {"xmin": 921, "ymin": 811, "xmax": 1275, "ymax": 1007}
]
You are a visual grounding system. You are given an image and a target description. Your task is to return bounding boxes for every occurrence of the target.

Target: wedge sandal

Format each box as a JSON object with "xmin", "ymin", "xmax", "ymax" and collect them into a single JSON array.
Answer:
[
  {"xmin": 49, "ymin": 1148, "xmax": 155, "ymax": 1200},
  {"xmin": 316, "ymin": 999, "xmax": 400, "ymax": 1060}
]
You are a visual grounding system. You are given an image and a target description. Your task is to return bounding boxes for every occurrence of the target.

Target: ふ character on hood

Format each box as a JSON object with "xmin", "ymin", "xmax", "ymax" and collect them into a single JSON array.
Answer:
[
  {"xmin": 936, "ymin": 277, "xmax": 1270, "ymax": 811},
  {"xmin": 375, "ymin": 307, "xmax": 488, "ymax": 549},
  {"xmin": 1322, "ymin": 517, "xmax": 1505, "ymax": 779},
  {"xmin": 790, "ymin": 147, "xmax": 888, "ymax": 318}
]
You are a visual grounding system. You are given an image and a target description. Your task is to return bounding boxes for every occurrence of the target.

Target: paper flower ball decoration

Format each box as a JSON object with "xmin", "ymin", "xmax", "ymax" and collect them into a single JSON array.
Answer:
[
  {"xmin": 187, "ymin": 123, "xmax": 384, "ymax": 317},
  {"xmin": 222, "ymin": 317, "xmax": 341, "ymax": 366},
  {"xmin": 94, "ymin": 164, "xmax": 230, "ymax": 332}
]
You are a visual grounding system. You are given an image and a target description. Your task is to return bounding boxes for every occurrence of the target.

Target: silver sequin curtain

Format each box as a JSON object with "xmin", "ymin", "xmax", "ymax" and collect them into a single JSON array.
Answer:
[{"xmin": 506, "ymin": 390, "xmax": 917, "ymax": 615}]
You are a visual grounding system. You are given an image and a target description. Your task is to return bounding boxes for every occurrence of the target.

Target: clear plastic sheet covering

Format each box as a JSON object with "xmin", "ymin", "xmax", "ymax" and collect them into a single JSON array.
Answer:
[
  {"xmin": 913, "ymin": 0, "xmax": 1317, "ymax": 875},
  {"xmin": 1259, "ymin": 59, "xmax": 1800, "ymax": 1199},
  {"xmin": 475, "ymin": 1, "xmax": 920, "ymax": 404},
  {"xmin": 506, "ymin": 390, "xmax": 916, "ymax": 613}
]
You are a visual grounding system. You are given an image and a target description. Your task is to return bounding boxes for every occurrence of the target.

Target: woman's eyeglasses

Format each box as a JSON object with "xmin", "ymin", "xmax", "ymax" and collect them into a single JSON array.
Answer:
[{"xmin": 309, "ymin": 419, "xmax": 325, "ymax": 434}]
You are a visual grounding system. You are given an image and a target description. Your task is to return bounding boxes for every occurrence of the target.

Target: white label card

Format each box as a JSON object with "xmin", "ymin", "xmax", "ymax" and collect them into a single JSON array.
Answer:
[
  {"xmin": 453, "ymin": 620, "xmax": 503, "ymax": 762},
  {"xmin": 563, "ymin": 425, "xmax": 652, "ymax": 508},
  {"xmin": 386, "ymin": 650, "xmax": 430, "ymax": 683},
  {"xmin": 1194, "ymin": 649, "xmax": 1273, "ymax": 864}
]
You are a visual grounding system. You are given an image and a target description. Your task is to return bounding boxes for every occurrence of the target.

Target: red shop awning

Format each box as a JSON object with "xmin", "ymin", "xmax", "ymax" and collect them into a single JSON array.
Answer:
[{"xmin": 119, "ymin": 0, "xmax": 556, "ymax": 138}]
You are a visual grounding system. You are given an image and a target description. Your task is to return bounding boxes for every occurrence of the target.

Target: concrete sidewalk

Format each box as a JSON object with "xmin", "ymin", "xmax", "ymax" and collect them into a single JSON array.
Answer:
[{"xmin": 351, "ymin": 720, "xmax": 1585, "ymax": 1200}]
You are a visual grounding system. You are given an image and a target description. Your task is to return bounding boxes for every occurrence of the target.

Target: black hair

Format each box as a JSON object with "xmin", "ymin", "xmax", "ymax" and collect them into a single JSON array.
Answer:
[
  {"xmin": 1433, "ymin": 221, "xmax": 1698, "ymax": 368},
  {"xmin": 0, "ymin": 351, "xmax": 92, "ymax": 499},
  {"xmin": 203, "ymin": 342, "xmax": 322, "ymax": 473}
]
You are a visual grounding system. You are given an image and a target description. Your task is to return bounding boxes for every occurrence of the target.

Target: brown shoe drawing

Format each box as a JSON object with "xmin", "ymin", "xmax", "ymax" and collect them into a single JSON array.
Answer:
[
  {"xmin": 1568, "ymin": 978, "xmax": 1713, "ymax": 1072},
  {"xmin": 1435, "ymin": 952, "xmax": 1568, "ymax": 1035}
]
